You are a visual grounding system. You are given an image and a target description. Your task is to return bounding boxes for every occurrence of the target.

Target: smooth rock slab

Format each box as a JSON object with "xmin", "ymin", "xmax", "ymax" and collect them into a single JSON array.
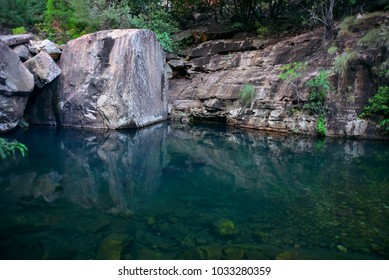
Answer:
[
  {"xmin": 24, "ymin": 51, "xmax": 61, "ymax": 88},
  {"xmin": 57, "ymin": 29, "xmax": 168, "ymax": 129},
  {"xmin": 0, "ymin": 34, "xmax": 34, "ymax": 46}
]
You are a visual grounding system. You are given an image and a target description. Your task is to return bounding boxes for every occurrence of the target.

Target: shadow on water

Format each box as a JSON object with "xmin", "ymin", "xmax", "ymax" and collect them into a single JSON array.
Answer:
[{"xmin": 0, "ymin": 123, "xmax": 388, "ymax": 260}]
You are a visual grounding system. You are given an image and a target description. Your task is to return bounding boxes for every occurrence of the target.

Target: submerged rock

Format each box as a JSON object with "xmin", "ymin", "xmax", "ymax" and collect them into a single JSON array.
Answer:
[
  {"xmin": 57, "ymin": 29, "xmax": 168, "ymax": 129},
  {"xmin": 96, "ymin": 233, "xmax": 131, "ymax": 260},
  {"xmin": 223, "ymin": 247, "xmax": 245, "ymax": 260},
  {"xmin": 213, "ymin": 218, "xmax": 239, "ymax": 236}
]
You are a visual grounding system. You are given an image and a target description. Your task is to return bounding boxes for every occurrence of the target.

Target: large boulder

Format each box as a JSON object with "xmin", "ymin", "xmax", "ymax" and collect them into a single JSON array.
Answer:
[
  {"xmin": 0, "ymin": 41, "xmax": 34, "ymax": 132},
  {"xmin": 57, "ymin": 29, "xmax": 168, "ymax": 129}
]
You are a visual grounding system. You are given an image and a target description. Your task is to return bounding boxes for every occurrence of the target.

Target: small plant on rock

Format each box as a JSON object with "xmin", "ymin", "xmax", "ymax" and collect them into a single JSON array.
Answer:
[
  {"xmin": 304, "ymin": 70, "xmax": 331, "ymax": 115},
  {"xmin": 327, "ymin": 45, "xmax": 338, "ymax": 55},
  {"xmin": 338, "ymin": 16, "xmax": 356, "ymax": 38},
  {"xmin": 334, "ymin": 49, "xmax": 359, "ymax": 78},
  {"xmin": 304, "ymin": 70, "xmax": 332, "ymax": 137},
  {"xmin": 358, "ymin": 26, "xmax": 389, "ymax": 49},
  {"xmin": 360, "ymin": 86, "xmax": 389, "ymax": 134},
  {"xmin": 239, "ymin": 84, "xmax": 256, "ymax": 107}
]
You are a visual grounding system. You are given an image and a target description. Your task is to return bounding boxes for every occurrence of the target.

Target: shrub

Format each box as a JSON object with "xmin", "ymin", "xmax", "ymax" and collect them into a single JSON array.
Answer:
[
  {"xmin": 239, "ymin": 84, "xmax": 256, "ymax": 107},
  {"xmin": 360, "ymin": 86, "xmax": 389, "ymax": 134},
  {"xmin": 0, "ymin": 138, "xmax": 28, "ymax": 159},
  {"xmin": 12, "ymin": 26, "xmax": 27, "ymax": 34},
  {"xmin": 304, "ymin": 71, "xmax": 331, "ymax": 115},
  {"xmin": 256, "ymin": 22, "xmax": 271, "ymax": 39},
  {"xmin": 334, "ymin": 50, "xmax": 359, "ymax": 78}
]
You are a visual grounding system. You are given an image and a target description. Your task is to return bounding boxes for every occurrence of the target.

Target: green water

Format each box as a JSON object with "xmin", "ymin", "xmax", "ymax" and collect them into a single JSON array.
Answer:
[{"xmin": 0, "ymin": 123, "xmax": 388, "ymax": 260}]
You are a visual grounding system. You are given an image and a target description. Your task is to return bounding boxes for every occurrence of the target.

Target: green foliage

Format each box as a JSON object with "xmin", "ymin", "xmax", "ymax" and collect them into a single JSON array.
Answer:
[
  {"xmin": 338, "ymin": 15, "xmax": 356, "ymax": 37},
  {"xmin": 256, "ymin": 23, "xmax": 271, "ymax": 39},
  {"xmin": 0, "ymin": 138, "xmax": 28, "ymax": 159},
  {"xmin": 239, "ymin": 84, "xmax": 256, "ymax": 107},
  {"xmin": 127, "ymin": 6, "xmax": 180, "ymax": 52},
  {"xmin": 12, "ymin": 26, "xmax": 27, "ymax": 35},
  {"xmin": 304, "ymin": 71, "xmax": 331, "ymax": 115},
  {"xmin": 361, "ymin": 86, "xmax": 389, "ymax": 134},
  {"xmin": 278, "ymin": 62, "xmax": 307, "ymax": 82},
  {"xmin": 357, "ymin": 26, "xmax": 389, "ymax": 49},
  {"xmin": 334, "ymin": 50, "xmax": 359, "ymax": 78},
  {"xmin": 278, "ymin": 62, "xmax": 307, "ymax": 106},
  {"xmin": 327, "ymin": 45, "xmax": 338, "ymax": 55},
  {"xmin": 0, "ymin": 0, "xmax": 45, "ymax": 28},
  {"xmin": 316, "ymin": 116, "xmax": 327, "ymax": 138},
  {"xmin": 42, "ymin": 1, "xmax": 179, "ymax": 51}
]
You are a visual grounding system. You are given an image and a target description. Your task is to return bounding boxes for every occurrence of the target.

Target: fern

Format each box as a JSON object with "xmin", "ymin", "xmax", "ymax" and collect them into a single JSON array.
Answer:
[{"xmin": 0, "ymin": 138, "xmax": 28, "ymax": 159}]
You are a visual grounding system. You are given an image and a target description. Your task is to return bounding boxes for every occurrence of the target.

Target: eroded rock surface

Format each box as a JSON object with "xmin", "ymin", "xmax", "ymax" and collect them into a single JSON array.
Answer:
[
  {"xmin": 57, "ymin": 29, "xmax": 168, "ymax": 129},
  {"xmin": 169, "ymin": 14, "xmax": 389, "ymax": 138}
]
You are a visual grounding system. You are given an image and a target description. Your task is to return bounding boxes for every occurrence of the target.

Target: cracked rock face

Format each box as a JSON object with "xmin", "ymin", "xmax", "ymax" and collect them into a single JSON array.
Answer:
[
  {"xmin": 57, "ymin": 29, "xmax": 168, "ymax": 129},
  {"xmin": 0, "ymin": 41, "xmax": 34, "ymax": 132}
]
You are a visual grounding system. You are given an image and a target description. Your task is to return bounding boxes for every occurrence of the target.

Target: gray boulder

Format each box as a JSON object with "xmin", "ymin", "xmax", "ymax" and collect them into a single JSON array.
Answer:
[
  {"xmin": 57, "ymin": 29, "xmax": 168, "ymax": 129},
  {"xmin": 0, "ymin": 41, "xmax": 34, "ymax": 132},
  {"xmin": 12, "ymin": 44, "xmax": 33, "ymax": 62},
  {"xmin": 24, "ymin": 51, "xmax": 61, "ymax": 88},
  {"xmin": 38, "ymin": 39, "xmax": 62, "ymax": 60}
]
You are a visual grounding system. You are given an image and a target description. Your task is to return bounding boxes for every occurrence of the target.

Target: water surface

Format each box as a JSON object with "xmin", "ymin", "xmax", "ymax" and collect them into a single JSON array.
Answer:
[{"xmin": 0, "ymin": 123, "xmax": 388, "ymax": 260}]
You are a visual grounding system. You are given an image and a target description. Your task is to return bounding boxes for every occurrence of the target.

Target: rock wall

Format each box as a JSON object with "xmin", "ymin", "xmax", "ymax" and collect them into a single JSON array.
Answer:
[
  {"xmin": 168, "ymin": 13, "xmax": 389, "ymax": 139},
  {"xmin": 56, "ymin": 29, "xmax": 168, "ymax": 129}
]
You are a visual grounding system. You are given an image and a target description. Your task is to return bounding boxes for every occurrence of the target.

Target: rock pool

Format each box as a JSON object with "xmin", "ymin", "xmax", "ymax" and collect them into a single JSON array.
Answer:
[{"xmin": 0, "ymin": 123, "xmax": 388, "ymax": 259}]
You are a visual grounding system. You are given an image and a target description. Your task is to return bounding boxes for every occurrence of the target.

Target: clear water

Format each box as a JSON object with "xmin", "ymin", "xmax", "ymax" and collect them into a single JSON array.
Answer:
[{"xmin": 0, "ymin": 123, "xmax": 388, "ymax": 260}]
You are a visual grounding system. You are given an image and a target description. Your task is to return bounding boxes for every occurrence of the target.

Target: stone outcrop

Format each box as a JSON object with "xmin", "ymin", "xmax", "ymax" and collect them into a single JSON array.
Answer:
[
  {"xmin": 169, "ymin": 13, "xmax": 389, "ymax": 138},
  {"xmin": 0, "ymin": 41, "xmax": 34, "ymax": 132},
  {"xmin": 0, "ymin": 34, "xmax": 34, "ymax": 47},
  {"xmin": 189, "ymin": 39, "xmax": 268, "ymax": 58},
  {"xmin": 56, "ymin": 29, "xmax": 168, "ymax": 129},
  {"xmin": 24, "ymin": 51, "xmax": 61, "ymax": 88}
]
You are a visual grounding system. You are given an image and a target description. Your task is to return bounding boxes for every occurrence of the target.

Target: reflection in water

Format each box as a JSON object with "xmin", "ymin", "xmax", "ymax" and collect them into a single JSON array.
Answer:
[{"xmin": 0, "ymin": 123, "xmax": 388, "ymax": 260}]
